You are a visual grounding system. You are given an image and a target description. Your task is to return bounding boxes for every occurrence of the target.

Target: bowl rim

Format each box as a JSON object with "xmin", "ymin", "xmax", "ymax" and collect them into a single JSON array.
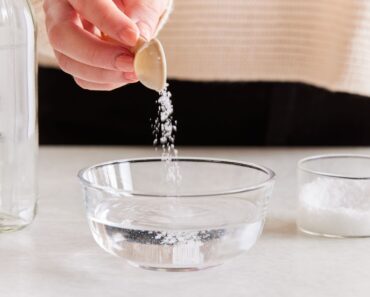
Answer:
[
  {"xmin": 298, "ymin": 154, "xmax": 370, "ymax": 180},
  {"xmin": 77, "ymin": 157, "xmax": 275, "ymax": 197}
]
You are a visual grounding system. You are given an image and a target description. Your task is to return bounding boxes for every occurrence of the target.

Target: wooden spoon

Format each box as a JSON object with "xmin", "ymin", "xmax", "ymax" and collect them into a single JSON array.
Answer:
[{"xmin": 134, "ymin": 38, "xmax": 167, "ymax": 92}]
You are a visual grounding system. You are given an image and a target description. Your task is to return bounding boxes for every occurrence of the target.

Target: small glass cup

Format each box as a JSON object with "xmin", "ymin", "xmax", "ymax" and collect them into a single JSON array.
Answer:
[
  {"xmin": 78, "ymin": 157, "xmax": 275, "ymax": 271},
  {"xmin": 297, "ymin": 154, "xmax": 370, "ymax": 238}
]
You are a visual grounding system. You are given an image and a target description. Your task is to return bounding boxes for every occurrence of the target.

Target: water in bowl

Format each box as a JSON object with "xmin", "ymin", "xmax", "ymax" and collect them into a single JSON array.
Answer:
[{"xmin": 88, "ymin": 198, "xmax": 263, "ymax": 271}]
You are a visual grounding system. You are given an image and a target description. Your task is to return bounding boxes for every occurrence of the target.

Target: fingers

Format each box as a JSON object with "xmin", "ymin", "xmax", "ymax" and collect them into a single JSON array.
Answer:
[
  {"xmin": 74, "ymin": 77, "xmax": 128, "ymax": 91},
  {"xmin": 44, "ymin": 0, "xmax": 140, "ymax": 91},
  {"xmin": 123, "ymin": 0, "xmax": 168, "ymax": 40},
  {"xmin": 81, "ymin": 18, "xmax": 100, "ymax": 36},
  {"xmin": 52, "ymin": 23, "xmax": 133, "ymax": 71},
  {"xmin": 45, "ymin": 1, "xmax": 134, "ymax": 71},
  {"xmin": 68, "ymin": 0, "xmax": 139, "ymax": 46},
  {"xmin": 54, "ymin": 51, "xmax": 136, "ymax": 84}
]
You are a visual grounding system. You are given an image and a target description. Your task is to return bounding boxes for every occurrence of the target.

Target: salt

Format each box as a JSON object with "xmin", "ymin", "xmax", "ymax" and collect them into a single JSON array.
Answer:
[
  {"xmin": 151, "ymin": 84, "xmax": 181, "ymax": 184},
  {"xmin": 152, "ymin": 85, "xmax": 176, "ymax": 147},
  {"xmin": 298, "ymin": 177, "xmax": 370, "ymax": 237}
]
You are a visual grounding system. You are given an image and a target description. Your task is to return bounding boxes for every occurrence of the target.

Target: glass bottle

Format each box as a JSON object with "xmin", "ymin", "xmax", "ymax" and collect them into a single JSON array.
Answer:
[{"xmin": 0, "ymin": 0, "xmax": 37, "ymax": 232}]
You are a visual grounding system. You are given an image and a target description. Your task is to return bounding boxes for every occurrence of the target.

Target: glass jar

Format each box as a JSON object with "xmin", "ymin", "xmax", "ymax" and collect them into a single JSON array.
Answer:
[
  {"xmin": 0, "ymin": 0, "xmax": 37, "ymax": 232},
  {"xmin": 297, "ymin": 154, "xmax": 370, "ymax": 238}
]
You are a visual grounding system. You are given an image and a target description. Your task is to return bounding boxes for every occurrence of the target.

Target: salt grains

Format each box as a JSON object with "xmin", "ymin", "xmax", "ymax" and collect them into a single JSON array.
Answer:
[
  {"xmin": 152, "ymin": 85, "xmax": 176, "ymax": 148},
  {"xmin": 297, "ymin": 177, "xmax": 370, "ymax": 237},
  {"xmin": 152, "ymin": 84, "xmax": 181, "ymax": 184}
]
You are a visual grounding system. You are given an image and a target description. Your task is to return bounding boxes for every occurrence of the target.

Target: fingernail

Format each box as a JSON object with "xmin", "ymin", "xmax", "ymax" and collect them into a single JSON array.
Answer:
[
  {"xmin": 115, "ymin": 54, "xmax": 134, "ymax": 72},
  {"xmin": 119, "ymin": 27, "xmax": 139, "ymax": 46},
  {"xmin": 137, "ymin": 22, "xmax": 152, "ymax": 41},
  {"xmin": 125, "ymin": 72, "xmax": 138, "ymax": 81}
]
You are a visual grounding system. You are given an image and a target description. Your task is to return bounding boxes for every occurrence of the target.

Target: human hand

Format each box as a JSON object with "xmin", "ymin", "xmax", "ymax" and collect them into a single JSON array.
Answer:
[{"xmin": 43, "ymin": 0, "xmax": 169, "ymax": 91}]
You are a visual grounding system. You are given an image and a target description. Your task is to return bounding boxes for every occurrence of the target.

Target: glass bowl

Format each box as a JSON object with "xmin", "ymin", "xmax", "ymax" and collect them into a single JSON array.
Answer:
[
  {"xmin": 78, "ymin": 157, "xmax": 275, "ymax": 271},
  {"xmin": 297, "ymin": 154, "xmax": 370, "ymax": 238}
]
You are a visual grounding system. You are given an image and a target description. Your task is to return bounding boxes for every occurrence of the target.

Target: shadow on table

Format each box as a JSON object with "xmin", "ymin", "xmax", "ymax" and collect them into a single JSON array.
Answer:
[{"xmin": 262, "ymin": 216, "xmax": 299, "ymax": 238}]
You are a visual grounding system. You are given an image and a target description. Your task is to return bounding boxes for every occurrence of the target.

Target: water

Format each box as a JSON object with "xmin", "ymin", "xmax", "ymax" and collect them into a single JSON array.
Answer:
[{"xmin": 88, "ymin": 198, "xmax": 263, "ymax": 270}]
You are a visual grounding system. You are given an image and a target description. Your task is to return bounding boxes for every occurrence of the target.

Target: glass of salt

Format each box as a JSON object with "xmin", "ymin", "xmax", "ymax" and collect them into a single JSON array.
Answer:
[
  {"xmin": 297, "ymin": 154, "xmax": 370, "ymax": 238},
  {"xmin": 78, "ymin": 158, "xmax": 275, "ymax": 271}
]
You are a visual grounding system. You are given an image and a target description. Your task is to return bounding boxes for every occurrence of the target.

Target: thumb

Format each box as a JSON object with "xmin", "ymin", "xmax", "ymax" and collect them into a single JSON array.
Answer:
[{"xmin": 124, "ymin": 1, "xmax": 167, "ymax": 41}]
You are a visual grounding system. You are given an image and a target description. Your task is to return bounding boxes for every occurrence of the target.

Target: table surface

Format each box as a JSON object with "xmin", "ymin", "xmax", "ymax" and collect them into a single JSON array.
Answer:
[{"xmin": 1, "ymin": 146, "xmax": 370, "ymax": 297}]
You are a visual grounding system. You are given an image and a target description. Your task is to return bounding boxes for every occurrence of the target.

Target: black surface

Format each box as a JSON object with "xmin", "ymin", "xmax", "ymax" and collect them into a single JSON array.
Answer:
[{"xmin": 39, "ymin": 67, "xmax": 370, "ymax": 146}]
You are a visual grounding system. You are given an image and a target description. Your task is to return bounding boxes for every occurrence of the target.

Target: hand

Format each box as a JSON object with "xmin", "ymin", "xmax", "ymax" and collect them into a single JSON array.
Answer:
[{"xmin": 43, "ymin": 0, "xmax": 169, "ymax": 91}]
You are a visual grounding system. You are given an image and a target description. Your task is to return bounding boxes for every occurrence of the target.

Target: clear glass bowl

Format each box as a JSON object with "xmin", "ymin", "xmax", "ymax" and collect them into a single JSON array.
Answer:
[
  {"xmin": 78, "ymin": 158, "xmax": 275, "ymax": 271},
  {"xmin": 297, "ymin": 154, "xmax": 370, "ymax": 238}
]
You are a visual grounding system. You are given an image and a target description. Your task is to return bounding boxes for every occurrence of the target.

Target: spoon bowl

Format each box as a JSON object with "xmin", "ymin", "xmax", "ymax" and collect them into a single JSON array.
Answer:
[{"xmin": 134, "ymin": 38, "xmax": 167, "ymax": 92}]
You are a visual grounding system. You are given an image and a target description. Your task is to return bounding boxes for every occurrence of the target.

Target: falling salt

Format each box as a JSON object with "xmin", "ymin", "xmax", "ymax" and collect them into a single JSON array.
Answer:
[
  {"xmin": 152, "ymin": 84, "xmax": 181, "ymax": 184},
  {"xmin": 297, "ymin": 177, "xmax": 370, "ymax": 236}
]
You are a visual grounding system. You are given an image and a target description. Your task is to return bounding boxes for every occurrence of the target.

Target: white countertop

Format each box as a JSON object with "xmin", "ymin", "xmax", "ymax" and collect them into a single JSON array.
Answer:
[{"xmin": 1, "ymin": 146, "xmax": 370, "ymax": 297}]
